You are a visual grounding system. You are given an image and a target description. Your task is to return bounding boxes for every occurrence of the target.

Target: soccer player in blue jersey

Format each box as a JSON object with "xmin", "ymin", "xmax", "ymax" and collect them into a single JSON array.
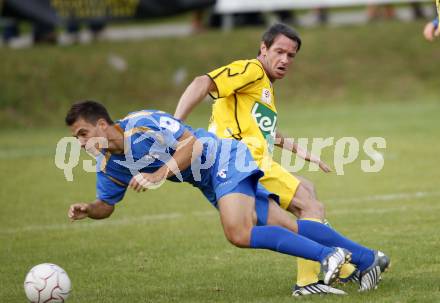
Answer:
[{"xmin": 65, "ymin": 101, "xmax": 388, "ymax": 293}]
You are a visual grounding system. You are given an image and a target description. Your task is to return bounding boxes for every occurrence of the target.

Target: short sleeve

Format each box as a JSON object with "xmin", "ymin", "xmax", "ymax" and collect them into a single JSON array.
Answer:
[
  {"xmin": 129, "ymin": 113, "xmax": 187, "ymax": 166},
  {"xmin": 156, "ymin": 114, "xmax": 185, "ymax": 141},
  {"xmin": 207, "ymin": 60, "xmax": 265, "ymax": 99},
  {"xmin": 96, "ymin": 172, "xmax": 127, "ymax": 205}
]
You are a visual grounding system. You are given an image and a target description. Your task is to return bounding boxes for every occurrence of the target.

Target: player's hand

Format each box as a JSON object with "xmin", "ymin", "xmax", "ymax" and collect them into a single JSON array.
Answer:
[
  {"xmin": 129, "ymin": 171, "xmax": 167, "ymax": 192},
  {"xmin": 68, "ymin": 203, "xmax": 90, "ymax": 221},
  {"xmin": 423, "ymin": 22, "xmax": 437, "ymax": 41},
  {"xmin": 318, "ymin": 160, "xmax": 332, "ymax": 173},
  {"xmin": 129, "ymin": 173, "xmax": 149, "ymax": 192}
]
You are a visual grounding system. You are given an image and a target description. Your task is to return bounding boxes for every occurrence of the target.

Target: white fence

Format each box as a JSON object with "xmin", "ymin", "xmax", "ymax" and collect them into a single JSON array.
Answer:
[{"xmin": 215, "ymin": 0, "xmax": 431, "ymax": 13}]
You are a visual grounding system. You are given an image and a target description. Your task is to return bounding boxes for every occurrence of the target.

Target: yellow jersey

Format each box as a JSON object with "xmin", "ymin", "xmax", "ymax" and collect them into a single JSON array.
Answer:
[{"xmin": 207, "ymin": 59, "xmax": 277, "ymax": 165}]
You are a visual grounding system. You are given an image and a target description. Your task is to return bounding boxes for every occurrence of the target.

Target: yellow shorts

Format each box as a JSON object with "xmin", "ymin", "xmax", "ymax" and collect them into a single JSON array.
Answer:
[{"xmin": 259, "ymin": 160, "xmax": 300, "ymax": 210}]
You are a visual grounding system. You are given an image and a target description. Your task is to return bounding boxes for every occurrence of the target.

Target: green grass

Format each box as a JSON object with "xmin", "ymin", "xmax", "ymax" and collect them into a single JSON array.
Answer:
[
  {"xmin": 0, "ymin": 20, "xmax": 439, "ymax": 127},
  {"xmin": 1, "ymin": 20, "xmax": 440, "ymax": 302},
  {"xmin": 1, "ymin": 99, "xmax": 440, "ymax": 302}
]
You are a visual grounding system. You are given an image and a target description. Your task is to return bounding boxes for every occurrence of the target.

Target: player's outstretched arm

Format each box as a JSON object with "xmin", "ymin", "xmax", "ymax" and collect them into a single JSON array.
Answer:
[
  {"xmin": 174, "ymin": 75, "xmax": 217, "ymax": 121},
  {"xmin": 275, "ymin": 130, "xmax": 332, "ymax": 173},
  {"xmin": 68, "ymin": 199, "xmax": 114, "ymax": 221}
]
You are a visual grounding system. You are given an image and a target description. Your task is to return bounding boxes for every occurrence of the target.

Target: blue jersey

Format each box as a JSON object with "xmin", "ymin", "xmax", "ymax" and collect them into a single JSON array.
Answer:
[{"xmin": 95, "ymin": 110, "xmax": 274, "ymax": 216}]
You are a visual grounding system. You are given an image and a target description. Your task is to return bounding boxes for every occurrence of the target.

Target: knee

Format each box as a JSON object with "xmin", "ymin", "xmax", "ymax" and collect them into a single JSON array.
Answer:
[
  {"xmin": 223, "ymin": 227, "xmax": 251, "ymax": 248},
  {"xmin": 300, "ymin": 179, "xmax": 317, "ymax": 199},
  {"xmin": 314, "ymin": 200, "xmax": 325, "ymax": 215},
  {"xmin": 299, "ymin": 198, "xmax": 325, "ymax": 220},
  {"xmin": 307, "ymin": 199, "xmax": 325, "ymax": 219},
  {"xmin": 291, "ymin": 182, "xmax": 326, "ymax": 220}
]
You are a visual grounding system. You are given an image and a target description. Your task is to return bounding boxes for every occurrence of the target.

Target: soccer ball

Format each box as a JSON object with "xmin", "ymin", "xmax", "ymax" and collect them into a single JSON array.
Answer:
[{"xmin": 24, "ymin": 263, "xmax": 71, "ymax": 303}]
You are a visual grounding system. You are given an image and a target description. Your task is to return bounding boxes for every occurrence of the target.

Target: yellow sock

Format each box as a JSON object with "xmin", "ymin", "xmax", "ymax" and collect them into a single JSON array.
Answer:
[
  {"xmin": 296, "ymin": 258, "xmax": 321, "ymax": 287},
  {"xmin": 296, "ymin": 218, "xmax": 356, "ymax": 286},
  {"xmin": 296, "ymin": 218, "xmax": 323, "ymax": 287},
  {"xmin": 339, "ymin": 263, "xmax": 357, "ymax": 279}
]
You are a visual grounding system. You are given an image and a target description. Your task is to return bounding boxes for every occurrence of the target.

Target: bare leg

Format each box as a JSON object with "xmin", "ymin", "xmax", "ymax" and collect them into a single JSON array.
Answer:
[
  {"xmin": 294, "ymin": 175, "xmax": 318, "ymax": 199},
  {"xmin": 217, "ymin": 193, "xmax": 256, "ymax": 248},
  {"xmin": 266, "ymin": 198, "xmax": 298, "ymax": 232},
  {"xmin": 288, "ymin": 184, "xmax": 325, "ymax": 220}
]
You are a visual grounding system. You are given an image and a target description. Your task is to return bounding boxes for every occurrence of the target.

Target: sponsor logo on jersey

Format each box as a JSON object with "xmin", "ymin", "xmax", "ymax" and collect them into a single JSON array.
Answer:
[{"xmin": 251, "ymin": 102, "xmax": 277, "ymax": 154}]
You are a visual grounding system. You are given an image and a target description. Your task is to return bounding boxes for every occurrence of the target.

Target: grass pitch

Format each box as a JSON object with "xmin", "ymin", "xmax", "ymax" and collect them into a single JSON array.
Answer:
[
  {"xmin": 1, "ymin": 19, "xmax": 439, "ymax": 302},
  {"xmin": 1, "ymin": 100, "xmax": 439, "ymax": 302}
]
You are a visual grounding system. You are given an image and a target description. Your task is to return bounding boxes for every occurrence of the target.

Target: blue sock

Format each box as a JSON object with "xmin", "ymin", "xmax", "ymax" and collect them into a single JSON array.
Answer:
[
  {"xmin": 297, "ymin": 220, "xmax": 375, "ymax": 271},
  {"xmin": 250, "ymin": 225, "xmax": 334, "ymax": 262}
]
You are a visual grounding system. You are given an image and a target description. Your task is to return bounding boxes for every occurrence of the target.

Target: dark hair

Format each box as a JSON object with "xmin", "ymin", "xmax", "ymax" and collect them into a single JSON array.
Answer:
[
  {"xmin": 65, "ymin": 100, "xmax": 113, "ymax": 126},
  {"xmin": 258, "ymin": 23, "xmax": 302, "ymax": 55}
]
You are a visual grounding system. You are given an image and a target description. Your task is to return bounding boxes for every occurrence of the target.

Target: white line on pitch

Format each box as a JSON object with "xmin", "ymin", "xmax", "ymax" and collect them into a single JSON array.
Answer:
[
  {"xmin": 327, "ymin": 191, "xmax": 440, "ymax": 204},
  {"xmin": 1, "ymin": 190, "xmax": 438, "ymax": 235},
  {"xmin": 1, "ymin": 213, "xmax": 184, "ymax": 234}
]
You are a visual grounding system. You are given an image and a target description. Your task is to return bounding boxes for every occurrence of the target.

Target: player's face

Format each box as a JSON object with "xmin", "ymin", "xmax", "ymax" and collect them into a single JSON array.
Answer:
[
  {"xmin": 70, "ymin": 118, "xmax": 107, "ymax": 153},
  {"xmin": 260, "ymin": 34, "xmax": 298, "ymax": 81}
]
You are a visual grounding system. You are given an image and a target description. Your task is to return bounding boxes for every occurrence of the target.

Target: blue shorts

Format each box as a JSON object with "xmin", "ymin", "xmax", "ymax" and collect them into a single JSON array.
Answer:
[
  {"xmin": 228, "ymin": 176, "xmax": 279, "ymax": 226},
  {"xmin": 199, "ymin": 139, "xmax": 279, "ymax": 226}
]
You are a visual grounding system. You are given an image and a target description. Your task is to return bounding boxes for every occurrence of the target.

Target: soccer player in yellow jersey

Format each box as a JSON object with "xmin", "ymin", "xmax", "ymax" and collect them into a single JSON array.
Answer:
[{"xmin": 174, "ymin": 23, "xmax": 388, "ymax": 295}]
